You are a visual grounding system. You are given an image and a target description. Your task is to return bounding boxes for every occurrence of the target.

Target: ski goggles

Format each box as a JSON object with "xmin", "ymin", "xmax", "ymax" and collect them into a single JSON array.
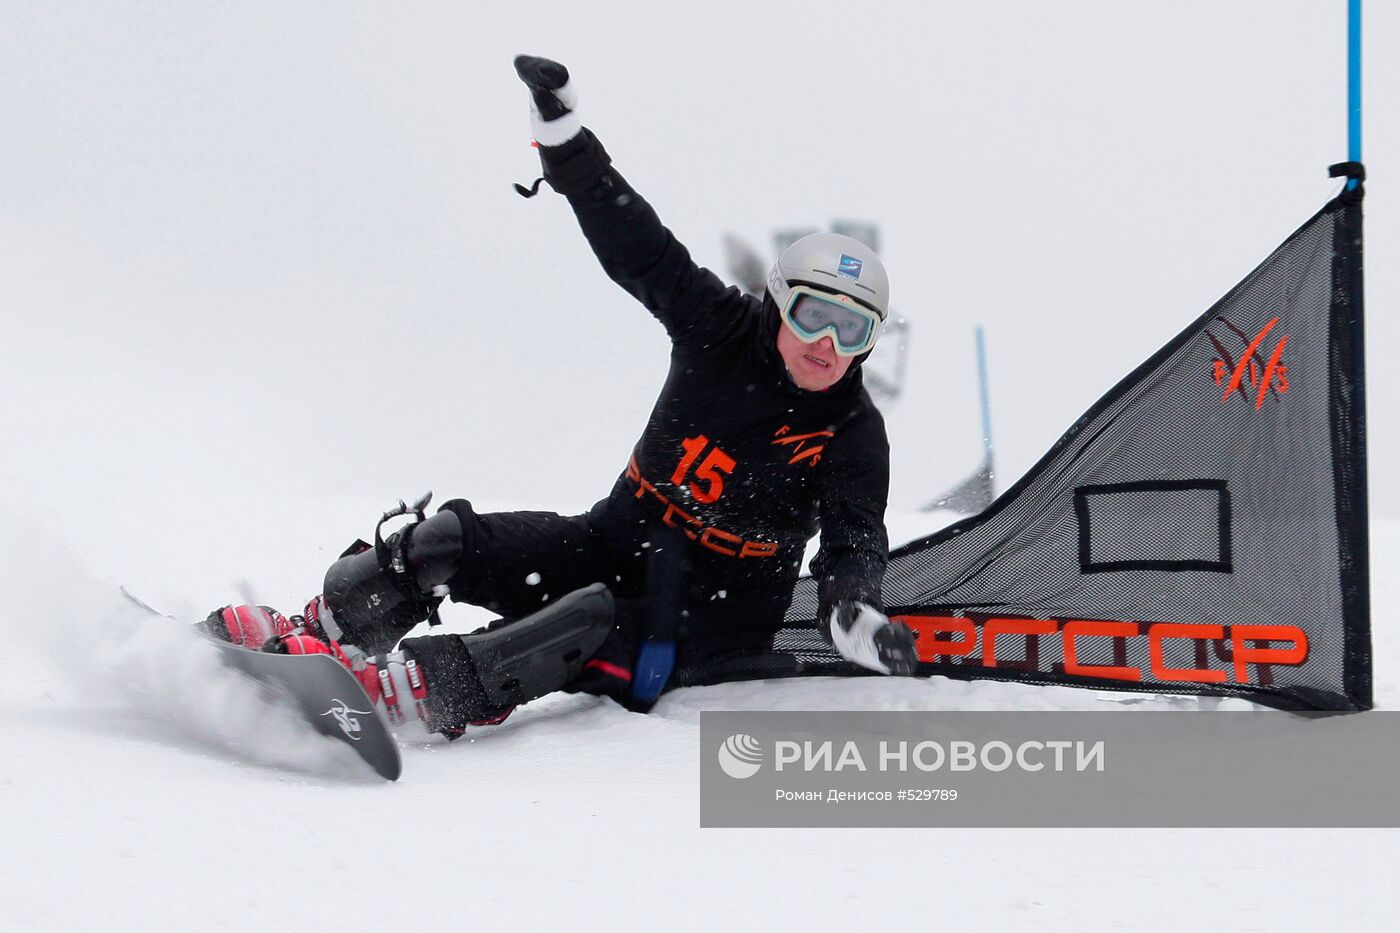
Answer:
[{"xmin": 778, "ymin": 285, "xmax": 884, "ymax": 357}]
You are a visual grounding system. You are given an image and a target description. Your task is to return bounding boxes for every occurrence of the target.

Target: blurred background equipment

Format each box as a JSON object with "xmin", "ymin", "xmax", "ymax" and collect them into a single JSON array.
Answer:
[{"xmin": 924, "ymin": 326, "xmax": 996, "ymax": 514}]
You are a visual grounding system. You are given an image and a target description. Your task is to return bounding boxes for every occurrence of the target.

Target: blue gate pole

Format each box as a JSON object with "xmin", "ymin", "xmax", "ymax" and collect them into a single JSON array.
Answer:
[
  {"xmin": 974, "ymin": 326, "xmax": 993, "ymax": 466},
  {"xmin": 1348, "ymin": 0, "xmax": 1362, "ymax": 188}
]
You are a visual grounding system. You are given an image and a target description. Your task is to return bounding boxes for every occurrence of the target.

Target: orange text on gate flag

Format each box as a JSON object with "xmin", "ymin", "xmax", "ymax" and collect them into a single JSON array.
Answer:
[
  {"xmin": 889, "ymin": 612, "xmax": 1309, "ymax": 687},
  {"xmin": 625, "ymin": 455, "xmax": 779, "ymax": 559}
]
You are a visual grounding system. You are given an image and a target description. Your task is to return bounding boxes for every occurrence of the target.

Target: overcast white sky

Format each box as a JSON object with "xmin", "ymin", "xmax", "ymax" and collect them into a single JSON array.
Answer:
[{"xmin": 2, "ymin": 1, "xmax": 1394, "ymax": 588}]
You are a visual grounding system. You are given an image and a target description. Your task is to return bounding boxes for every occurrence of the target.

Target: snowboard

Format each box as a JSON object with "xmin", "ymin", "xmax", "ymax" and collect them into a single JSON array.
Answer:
[{"xmin": 121, "ymin": 589, "xmax": 402, "ymax": 781}]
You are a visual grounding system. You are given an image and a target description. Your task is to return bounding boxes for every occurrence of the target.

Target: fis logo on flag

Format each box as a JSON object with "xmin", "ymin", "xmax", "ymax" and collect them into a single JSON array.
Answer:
[
  {"xmin": 837, "ymin": 254, "xmax": 863, "ymax": 280},
  {"xmin": 1205, "ymin": 316, "xmax": 1290, "ymax": 411}
]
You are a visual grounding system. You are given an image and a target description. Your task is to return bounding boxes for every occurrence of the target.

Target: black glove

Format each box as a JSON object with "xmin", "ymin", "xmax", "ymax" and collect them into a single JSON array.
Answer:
[
  {"xmin": 828, "ymin": 600, "xmax": 918, "ymax": 676},
  {"xmin": 514, "ymin": 54, "xmax": 580, "ymax": 147}
]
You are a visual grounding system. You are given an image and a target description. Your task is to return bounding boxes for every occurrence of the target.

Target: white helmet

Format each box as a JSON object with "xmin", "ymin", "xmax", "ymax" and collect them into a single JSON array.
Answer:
[{"xmin": 766, "ymin": 232, "xmax": 890, "ymax": 321}]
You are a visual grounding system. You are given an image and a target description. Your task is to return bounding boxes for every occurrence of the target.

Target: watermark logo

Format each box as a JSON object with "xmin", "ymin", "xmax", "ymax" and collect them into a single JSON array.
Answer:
[
  {"xmin": 718, "ymin": 733, "xmax": 764, "ymax": 779},
  {"xmin": 701, "ymin": 712, "xmax": 1400, "ymax": 828},
  {"xmin": 320, "ymin": 698, "xmax": 372, "ymax": 741},
  {"xmin": 1206, "ymin": 316, "xmax": 1290, "ymax": 411}
]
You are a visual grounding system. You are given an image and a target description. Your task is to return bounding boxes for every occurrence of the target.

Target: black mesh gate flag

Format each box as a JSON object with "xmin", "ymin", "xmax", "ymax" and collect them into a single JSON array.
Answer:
[{"xmin": 674, "ymin": 182, "xmax": 1369, "ymax": 712}]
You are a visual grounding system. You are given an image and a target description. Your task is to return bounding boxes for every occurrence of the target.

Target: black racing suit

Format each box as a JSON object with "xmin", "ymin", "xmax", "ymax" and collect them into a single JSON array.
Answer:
[{"xmin": 431, "ymin": 129, "xmax": 890, "ymax": 701}]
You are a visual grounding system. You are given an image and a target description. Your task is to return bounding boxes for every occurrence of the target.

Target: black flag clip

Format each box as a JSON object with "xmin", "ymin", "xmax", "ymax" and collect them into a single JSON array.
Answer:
[
  {"xmin": 1328, "ymin": 162, "xmax": 1366, "ymax": 201},
  {"xmin": 1328, "ymin": 161, "xmax": 1366, "ymax": 181}
]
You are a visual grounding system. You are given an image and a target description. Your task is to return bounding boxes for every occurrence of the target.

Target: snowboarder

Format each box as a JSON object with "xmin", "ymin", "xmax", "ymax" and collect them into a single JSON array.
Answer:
[{"xmin": 204, "ymin": 55, "xmax": 917, "ymax": 737}]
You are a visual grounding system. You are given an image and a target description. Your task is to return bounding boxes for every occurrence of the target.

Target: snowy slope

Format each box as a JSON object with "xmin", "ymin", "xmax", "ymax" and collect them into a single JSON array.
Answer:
[{"xmin": 0, "ymin": 510, "xmax": 1395, "ymax": 932}]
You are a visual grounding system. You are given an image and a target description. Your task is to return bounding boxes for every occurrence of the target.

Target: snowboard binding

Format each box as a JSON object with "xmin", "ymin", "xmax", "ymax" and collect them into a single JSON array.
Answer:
[{"xmin": 320, "ymin": 492, "xmax": 465, "ymax": 654}]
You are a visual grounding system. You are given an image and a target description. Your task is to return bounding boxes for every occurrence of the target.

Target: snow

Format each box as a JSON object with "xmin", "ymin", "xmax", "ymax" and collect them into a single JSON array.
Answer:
[
  {"xmin": 2, "ymin": 1, "xmax": 1397, "ymax": 930},
  {"xmin": 1, "ymin": 512, "xmax": 1396, "ymax": 931}
]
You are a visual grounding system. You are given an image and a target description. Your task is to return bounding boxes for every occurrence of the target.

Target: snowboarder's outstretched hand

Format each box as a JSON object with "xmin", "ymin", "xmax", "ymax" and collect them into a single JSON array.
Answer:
[
  {"xmin": 514, "ymin": 54, "xmax": 581, "ymax": 147},
  {"xmin": 828, "ymin": 600, "xmax": 918, "ymax": 676}
]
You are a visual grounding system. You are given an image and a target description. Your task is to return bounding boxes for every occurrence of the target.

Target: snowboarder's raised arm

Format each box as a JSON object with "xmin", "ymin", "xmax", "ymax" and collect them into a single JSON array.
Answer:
[{"xmin": 515, "ymin": 55, "xmax": 745, "ymax": 346}]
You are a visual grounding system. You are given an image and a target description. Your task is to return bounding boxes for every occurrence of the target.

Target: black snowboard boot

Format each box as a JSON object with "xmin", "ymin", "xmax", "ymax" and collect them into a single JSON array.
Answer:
[{"xmin": 402, "ymin": 583, "xmax": 616, "ymax": 735}]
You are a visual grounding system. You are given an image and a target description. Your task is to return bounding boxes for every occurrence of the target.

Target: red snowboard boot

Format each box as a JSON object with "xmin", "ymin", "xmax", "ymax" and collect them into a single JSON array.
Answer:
[{"xmin": 201, "ymin": 600, "xmax": 505, "ymax": 735}]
